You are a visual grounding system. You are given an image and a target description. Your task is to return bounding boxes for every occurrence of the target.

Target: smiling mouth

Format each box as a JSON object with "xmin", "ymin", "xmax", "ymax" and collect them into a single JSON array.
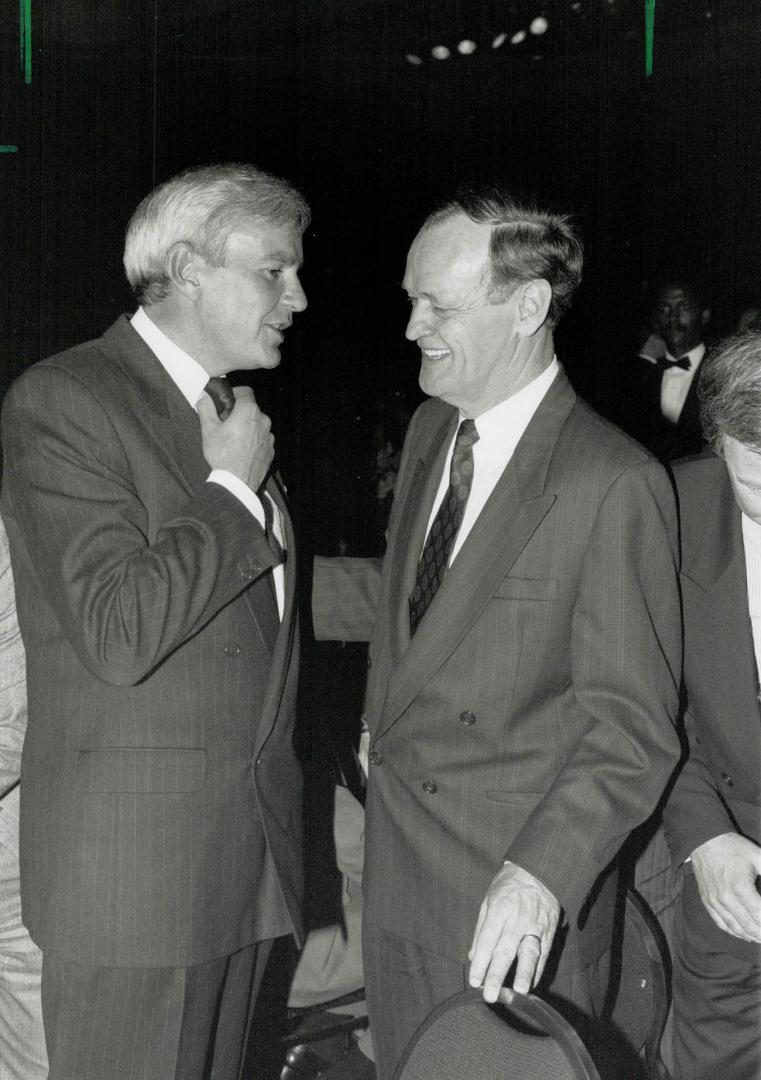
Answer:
[{"xmin": 421, "ymin": 348, "xmax": 450, "ymax": 360}]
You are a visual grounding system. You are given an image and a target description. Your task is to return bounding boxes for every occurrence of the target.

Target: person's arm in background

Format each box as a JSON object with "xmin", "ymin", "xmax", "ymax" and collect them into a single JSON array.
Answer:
[{"xmin": 0, "ymin": 517, "xmax": 25, "ymax": 800}]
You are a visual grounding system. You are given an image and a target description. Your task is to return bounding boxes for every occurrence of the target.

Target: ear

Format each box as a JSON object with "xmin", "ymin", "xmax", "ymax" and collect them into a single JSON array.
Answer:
[
  {"xmin": 164, "ymin": 241, "xmax": 204, "ymax": 297},
  {"xmin": 515, "ymin": 279, "xmax": 552, "ymax": 337}
]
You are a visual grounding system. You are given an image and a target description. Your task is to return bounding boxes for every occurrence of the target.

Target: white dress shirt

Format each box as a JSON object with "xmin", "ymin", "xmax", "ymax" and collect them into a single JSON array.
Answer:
[
  {"xmin": 742, "ymin": 512, "xmax": 761, "ymax": 685},
  {"xmin": 130, "ymin": 307, "xmax": 285, "ymax": 616},
  {"xmin": 660, "ymin": 342, "xmax": 705, "ymax": 425},
  {"xmin": 423, "ymin": 358, "xmax": 560, "ymax": 565}
]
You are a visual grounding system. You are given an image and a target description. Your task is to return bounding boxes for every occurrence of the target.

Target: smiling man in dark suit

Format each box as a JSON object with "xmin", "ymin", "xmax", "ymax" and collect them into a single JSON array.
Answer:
[
  {"xmin": 313, "ymin": 186, "xmax": 683, "ymax": 1080},
  {"xmin": 663, "ymin": 330, "xmax": 761, "ymax": 1080},
  {"xmin": 1, "ymin": 163, "xmax": 308, "ymax": 1080}
]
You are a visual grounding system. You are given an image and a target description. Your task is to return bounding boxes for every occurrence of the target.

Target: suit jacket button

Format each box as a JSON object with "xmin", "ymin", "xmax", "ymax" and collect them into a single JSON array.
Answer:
[
  {"xmin": 721, "ymin": 772, "xmax": 734, "ymax": 786},
  {"xmin": 369, "ymin": 750, "xmax": 383, "ymax": 766},
  {"xmin": 422, "ymin": 780, "xmax": 437, "ymax": 794},
  {"xmin": 224, "ymin": 642, "xmax": 241, "ymax": 657},
  {"xmin": 459, "ymin": 710, "xmax": 476, "ymax": 726}
]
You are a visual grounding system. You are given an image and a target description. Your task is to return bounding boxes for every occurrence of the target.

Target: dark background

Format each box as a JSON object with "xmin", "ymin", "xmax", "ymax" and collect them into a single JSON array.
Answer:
[{"xmin": 2, "ymin": 0, "xmax": 761, "ymax": 546}]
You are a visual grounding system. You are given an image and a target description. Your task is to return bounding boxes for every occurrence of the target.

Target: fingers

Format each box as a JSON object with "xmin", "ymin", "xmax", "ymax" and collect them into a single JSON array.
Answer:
[
  {"xmin": 704, "ymin": 883, "xmax": 761, "ymax": 942},
  {"xmin": 512, "ymin": 934, "xmax": 543, "ymax": 995},
  {"xmin": 468, "ymin": 864, "xmax": 560, "ymax": 1003},
  {"xmin": 469, "ymin": 924, "xmax": 545, "ymax": 1001},
  {"xmin": 469, "ymin": 915, "xmax": 522, "ymax": 1002},
  {"xmin": 692, "ymin": 835, "xmax": 761, "ymax": 943}
]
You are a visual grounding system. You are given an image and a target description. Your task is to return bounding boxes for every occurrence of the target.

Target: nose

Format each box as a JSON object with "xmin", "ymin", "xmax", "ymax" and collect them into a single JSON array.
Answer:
[
  {"xmin": 285, "ymin": 274, "xmax": 307, "ymax": 313},
  {"xmin": 405, "ymin": 300, "xmax": 430, "ymax": 341}
]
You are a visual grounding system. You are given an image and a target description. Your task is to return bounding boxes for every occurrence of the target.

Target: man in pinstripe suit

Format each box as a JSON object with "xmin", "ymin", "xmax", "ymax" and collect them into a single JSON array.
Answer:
[
  {"xmin": 1, "ymin": 164, "xmax": 308, "ymax": 1080},
  {"xmin": 314, "ymin": 188, "xmax": 683, "ymax": 1080}
]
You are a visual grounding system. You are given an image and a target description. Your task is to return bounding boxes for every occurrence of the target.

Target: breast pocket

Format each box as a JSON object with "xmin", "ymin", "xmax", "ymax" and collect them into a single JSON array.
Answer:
[{"xmin": 493, "ymin": 577, "xmax": 559, "ymax": 602}]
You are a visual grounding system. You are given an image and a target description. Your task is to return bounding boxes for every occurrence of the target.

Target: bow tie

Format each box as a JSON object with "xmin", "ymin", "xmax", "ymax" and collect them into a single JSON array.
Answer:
[{"xmin": 657, "ymin": 355, "xmax": 691, "ymax": 372}]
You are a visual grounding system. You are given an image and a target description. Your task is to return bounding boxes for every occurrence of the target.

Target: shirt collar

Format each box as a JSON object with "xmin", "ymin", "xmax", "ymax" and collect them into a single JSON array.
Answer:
[
  {"xmin": 131, "ymin": 306, "xmax": 210, "ymax": 410},
  {"xmin": 467, "ymin": 357, "xmax": 560, "ymax": 449}
]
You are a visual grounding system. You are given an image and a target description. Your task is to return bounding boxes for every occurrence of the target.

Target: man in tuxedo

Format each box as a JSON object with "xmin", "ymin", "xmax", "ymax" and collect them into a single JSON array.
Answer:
[
  {"xmin": 0, "ymin": 513, "xmax": 47, "ymax": 1079},
  {"xmin": 620, "ymin": 278, "xmax": 710, "ymax": 461},
  {"xmin": 663, "ymin": 330, "xmax": 761, "ymax": 1080},
  {"xmin": 313, "ymin": 187, "xmax": 682, "ymax": 1080},
  {"xmin": 1, "ymin": 163, "xmax": 309, "ymax": 1080}
]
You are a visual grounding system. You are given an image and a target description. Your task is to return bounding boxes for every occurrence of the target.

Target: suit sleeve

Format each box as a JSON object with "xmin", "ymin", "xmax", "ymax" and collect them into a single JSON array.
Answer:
[
  {"xmin": 0, "ymin": 518, "xmax": 26, "ymax": 799},
  {"xmin": 1, "ymin": 364, "xmax": 277, "ymax": 687},
  {"xmin": 507, "ymin": 461, "xmax": 682, "ymax": 919},
  {"xmin": 662, "ymin": 708, "xmax": 737, "ymax": 866}
]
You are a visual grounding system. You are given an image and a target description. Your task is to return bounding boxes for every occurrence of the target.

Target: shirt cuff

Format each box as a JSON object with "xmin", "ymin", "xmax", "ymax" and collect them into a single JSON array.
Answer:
[{"xmin": 207, "ymin": 470, "xmax": 265, "ymax": 528}]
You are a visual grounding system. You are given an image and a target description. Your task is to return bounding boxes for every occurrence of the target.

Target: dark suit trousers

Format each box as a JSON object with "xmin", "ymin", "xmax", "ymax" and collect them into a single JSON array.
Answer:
[
  {"xmin": 363, "ymin": 914, "xmax": 623, "ymax": 1080},
  {"xmin": 671, "ymin": 870, "xmax": 761, "ymax": 1080},
  {"xmin": 40, "ymin": 940, "xmax": 273, "ymax": 1080}
]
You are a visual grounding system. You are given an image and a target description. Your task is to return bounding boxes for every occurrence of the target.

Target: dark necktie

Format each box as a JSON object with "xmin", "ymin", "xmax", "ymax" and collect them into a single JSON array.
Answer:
[
  {"xmin": 409, "ymin": 419, "xmax": 479, "ymax": 635},
  {"xmin": 657, "ymin": 356, "xmax": 691, "ymax": 372},
  {"xmin": 204, "ymin": 376, "xmax": 235, "ymax": 419}
]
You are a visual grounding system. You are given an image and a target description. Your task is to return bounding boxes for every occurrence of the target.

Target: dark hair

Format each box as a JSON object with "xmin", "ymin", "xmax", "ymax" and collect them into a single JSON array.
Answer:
[
  {"xmin": 424, "ymin": 184, "xmax": 583, "ymax": 326},
  {"xmin": 699, "ymin": 331, "xmax": 761, "ymax": 453}
]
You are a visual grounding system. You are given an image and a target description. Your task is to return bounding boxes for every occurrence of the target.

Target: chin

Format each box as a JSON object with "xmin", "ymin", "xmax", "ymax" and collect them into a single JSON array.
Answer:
[{"xmin": 249, "ymin": 349, "xmax": 281, "ymax": 371}]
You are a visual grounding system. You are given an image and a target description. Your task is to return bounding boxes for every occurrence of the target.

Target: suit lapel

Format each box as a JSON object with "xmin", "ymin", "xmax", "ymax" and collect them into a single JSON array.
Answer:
[
  {"xmin": 102, "ymin": 317, "xmax": 291, "ymax": 660},
  {"xmin": 681, "ymin": 471, "xmax": 761, "ymax": 724},
  {"xmin": 379, "ymin": 371, "xmax": 574, "ymax": 732},
  {"xmin": 102, "ymin": 316, "xmax": 209, "ymax": 495},
  {"xmin": 386, "ymin": 408, "xmax": 457, "ymax": 661},
  {"xmin": 252, "ymin": 472, "xmax": 297, "ymax": 752}
]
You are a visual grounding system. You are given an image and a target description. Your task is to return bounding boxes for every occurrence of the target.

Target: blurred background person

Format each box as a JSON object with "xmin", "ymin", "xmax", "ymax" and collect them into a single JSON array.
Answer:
[{"xmin": 0, "ymin": 513, "xmax": 47, "ymax": 1080}]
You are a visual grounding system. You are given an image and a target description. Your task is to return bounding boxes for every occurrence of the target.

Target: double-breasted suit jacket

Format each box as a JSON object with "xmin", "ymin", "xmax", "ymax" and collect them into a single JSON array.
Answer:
[
  {"xmin": 664, "ymin": 456, "xmax": 761, "ymax": 960},
  {"xmin": 1, "ymin": 315, "xmax": 303, "ymax": 968},
  {"xmin": 315, "ymin": 368, "xmax": 682, "ymax": 973}
]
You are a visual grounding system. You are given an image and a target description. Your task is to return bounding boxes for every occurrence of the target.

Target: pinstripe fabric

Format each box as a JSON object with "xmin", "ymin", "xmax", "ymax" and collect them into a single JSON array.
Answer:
[
  {"xmin": 0, "ymin": 316, "xmax": 303, "ymax": 976},
  {"xmin": 314, "ymin": 369, "xmax": 682, "ymax": 979},
  {"xmin": 41, "ymin": 940, "xmax": 271, "ymax": 1080}
]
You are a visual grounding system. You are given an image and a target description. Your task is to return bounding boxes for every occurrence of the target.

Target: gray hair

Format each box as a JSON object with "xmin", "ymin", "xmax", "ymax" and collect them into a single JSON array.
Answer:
[
  {"xmin": 699, "ymin": 331, "xmax": 761, "ymax": 453},
  {"xmin": 424, "ymin": 185, "xmax": 583, "ymax": 327},
  {"xmin": 123, "ymin": 163, "xmax": 311, "ymax": 305}
]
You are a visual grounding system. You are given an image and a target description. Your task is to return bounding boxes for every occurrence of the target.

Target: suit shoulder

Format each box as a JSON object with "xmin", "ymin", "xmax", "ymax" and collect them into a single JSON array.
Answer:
[
  {"xmin": 672, "ymin": 451, "xmax": 724, "ymax": 495},
  {"xmin": 673, "ymin": 453, "xmax": 728, "ymax": 532},
  {"xmin": 405, "ymin": 397, "xmax": 455, "ymax": 443},
  {"xmin": 567, "ymin": 397, "xmax": 657, "ymax": 472},
  {"xmin": 4, "ymin": 320, "xmax": 133, "ymax": 413}
]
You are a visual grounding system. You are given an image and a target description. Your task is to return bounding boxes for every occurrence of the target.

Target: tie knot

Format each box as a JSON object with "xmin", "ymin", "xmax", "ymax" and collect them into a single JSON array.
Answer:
[
  {"xmin": 455, "ymin": 418, "xmax": 479, "ymax": 450},
  {"xmin": 204, "ymin": 376, "xmax": 235, "ymax": 420}
]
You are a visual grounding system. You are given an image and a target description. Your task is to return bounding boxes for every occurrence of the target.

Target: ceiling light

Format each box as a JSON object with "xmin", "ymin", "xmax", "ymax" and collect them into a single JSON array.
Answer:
[
  {"xmin": 457, "ymin": 39, "xmax": 477, "ymax": 55},
  {"xmin": 530, "ymin": 16, "xmax": 549, "ymax": 34},
  {"xmin": 510, "ymin": 30, "xmax": 527, "ymax": 44},
  {"xmin": 432, "ymin": 45, "xmax": 451, "ymax": 59},
  {"xmin": 405, "ymin": 53, "xmax": 423, "ymax": 65},
  {"xmin": 492, "ymin": 33, "xmax": 507, "ymax": 48}
]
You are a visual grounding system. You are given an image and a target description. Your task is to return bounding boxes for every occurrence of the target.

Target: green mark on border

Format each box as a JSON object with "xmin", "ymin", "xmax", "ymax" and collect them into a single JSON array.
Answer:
[
  {"xmin": 645, "ymin": 0, "xmax": 655, "ymax": 77},
  {"xmin": 0, "ymin": 146, "xmax": 19, "ymax": 153},
  {"xmin": 20, "ymin": 0, "xmax": 32, "ymax": 84}
]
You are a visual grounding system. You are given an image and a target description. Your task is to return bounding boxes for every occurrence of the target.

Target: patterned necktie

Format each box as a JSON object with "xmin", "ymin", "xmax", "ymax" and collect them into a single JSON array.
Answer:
[
  {"xmin": 409, "ymin": 419, "xmax": 479, "ymax": 635},
  {"xmin": 204, "ymin": 376, "xmax": 235, "ymax": 419}
]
